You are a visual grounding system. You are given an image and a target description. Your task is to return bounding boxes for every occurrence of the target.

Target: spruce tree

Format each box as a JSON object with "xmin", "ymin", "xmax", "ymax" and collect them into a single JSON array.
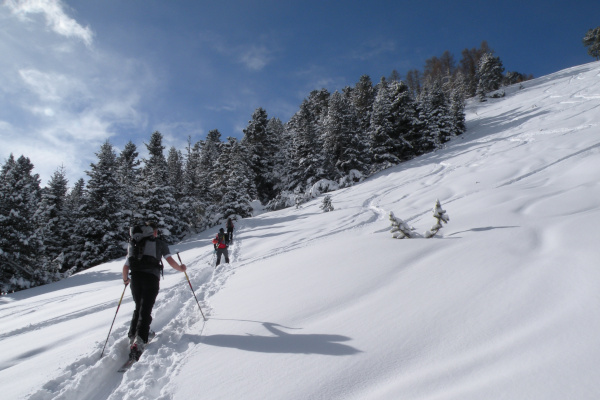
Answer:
[
  {"xmin": 116, "ymin": 141, "xmax": 140, "ymax": 242},
  {"xmin": 242, "ymin": 107, "xmax": 275, "ymax": 203},
  {"xmin": 286, "ymin": 100, "xmax": 324, "ymax": 192},
  {"xmin": 323, "ymin": 91, "xmax": 365, "ymax": 179},
  {"xmin": 0, "ymin": 155, "xmax": 42, "ymax": 291},
  {"xmin": 136, "ymin": 131, "xmax": 185, "ymax": 241},
  {"xmin": 267, "ymin": 117, "xmax": 286, "ymax": 192},
  {"xmin": 449, "ymin": 88, "xmax": 466, "ymax": 137},
  {"xmin": 352, "ymin": 75, "xmax": 375, "ymax": 133},
  {"xmin": 182, "ymin": 138, "xmax": 205, "ymax": 231},
  {"xmin": 34, "ymin": 166, "xmax": 70, "ymax": 274},
  {"xmin": 167, "ymin": 146, "xmax": 185, "ymax": 201},
  {"xmin": 476, "ymin": 53, "xmax": 505, "ymax": 101},
  {"xmin": 320, "ymin": 195, "xmax": 334, "ymax": 212},
  {"xmin": 417, "ymin": 81, "xmax": 453, "ymax": 153},
  {"xmin": 63, "ymin": 178, "xmax": 86, "ymax": 272},
  {"xmin": 198, "ymin": 129, "xmax": 222, "ymax": 206},
  {"xmin": 77, "ymin": 141, "xmax": 124, "ymax": 269},
  {"xmin": 220, "ymin": 139, "xmax": 254, "ymax": 218},
  {"xmin": 459, "ymin": 41, "xmax": 493, "ymax": 98},
  {"xmin": 583, "ymin": 27, "xmax": 600, "ymax": 60},
  {"xmin": 369, "ymin": 78, "xmax": 400, "ymax": 172},
  {"xmin": 425, "ymin": 199, "xmax": 450, "ymax": 238},
  {"xmin": 389, "ymin": 211, "xmax": 415, "ymax": 239},
  {"xmin": 352, "ymin": 75, "xmax": 375, "ymax": 165},
  {"xmin": 389, "ymin": 80, "xmax": 419, "ymax": 162},
  {"xmin": 212, "ymin": 137, "xmax": 233, "ymax": 206}
]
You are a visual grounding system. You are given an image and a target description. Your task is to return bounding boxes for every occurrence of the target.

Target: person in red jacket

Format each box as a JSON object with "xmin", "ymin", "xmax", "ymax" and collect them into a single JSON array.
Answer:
[{"xmin": 212, "ymin": 228, "xmax": 230, "ymax": 266}]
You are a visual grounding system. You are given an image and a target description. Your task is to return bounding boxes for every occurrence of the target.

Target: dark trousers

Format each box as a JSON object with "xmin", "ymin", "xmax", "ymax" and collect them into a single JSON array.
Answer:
[
  {"xmin": 227, "ymin": 227, "xmax": 234, "ymax": 241},
  {"xmin": 216, "ymin": 247, "xmax": 229, "ymax": 266},
  {"xmin": 128, "ymin": 272, "xmax": 160, "ymax": 343}
]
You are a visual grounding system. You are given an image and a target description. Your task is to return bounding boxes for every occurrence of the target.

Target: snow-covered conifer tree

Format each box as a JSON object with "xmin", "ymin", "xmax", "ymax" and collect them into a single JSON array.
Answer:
[
  {"xmin": 242, "ymin": 107, "xmax": 276, "ymax": 203},
  {"xmin": 167, "ymin": 146, "xmax": 185, "ymax": 200},
  {"xmin": 116, "ymin": 141, "xmax": 141, "ymax": 242},
  {"xmin": 267, "ymin": 117, "xmax": 286, "ymax": 192},
  {"xmin": 34, "ymin": 166, "xmax": 70, "ymax": 275},
  {"xmin": 197, "ymin": 129, "xmax": 222, "ymax": 208},
  {"xmin": 425, "ymin": 199, "xmax": 449, "ymax": 238},
  {"xmin": 352, "ymin": 75, "xmax": 375, "ymax": 132},
  {"xmin": 320, "ymin": 194, "xmax": 334, "ymax": 212},
  {"xmin": 389, "ymin": 211, "xmax": 415, "ymax": 239},
  {"xmin": 286, "ymin": 100, "xmax": 323, "ymax": 193},
  {"xmin": 369, "ymin": 78, "xmax": 401, "ymax": 172},
  {"xmin": 449, "ymin": 88, "xmax": 466, "ymax": 137},
  {"xmin": 76, "ymin": 141, "xmax": 124, "ymax": 269},
  {"xmin": 181, "ymin": 138, "xmax": 205, "ymax": 231},
  {"xmin": 417, "ymin": 81, "xmax": 453, "ymax": 153},
  {"xmin": 323, "ymin": 91, "xmax": 365, "ymax": 180},
  {"xmin": 389, "ymin": 80, "xmax": 419, "ymax": 162},
  {"xmin": 220, "ymin": 139, "xmax": 254, "ymax": 218},
  {"xmin": 63, "ymin": 178, "xmax": 86, "ymax": 272},
  {"xmin": 583, "ymin": 27, "xmax": 600, "ymax": 60},
  {"xmin": 0, "ymin": 155, "xmax": 42, "ymax": 291},
  {"xmin": 136, "ymin": 131, "xmax": 186, "ymax": 241},
  {"xmin": 476, "ymin": 53, "xmax": 505, "ymax": 101}
]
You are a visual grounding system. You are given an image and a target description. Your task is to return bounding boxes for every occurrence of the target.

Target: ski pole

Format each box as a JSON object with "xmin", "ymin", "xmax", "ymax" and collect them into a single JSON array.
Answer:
[
  {"xmin": 100, "ymin": 282, "xmax": 129, "ymax": 358},
  {"xmin": 177, "ymin": 252, "xmax": 207, "ymax": 321}
]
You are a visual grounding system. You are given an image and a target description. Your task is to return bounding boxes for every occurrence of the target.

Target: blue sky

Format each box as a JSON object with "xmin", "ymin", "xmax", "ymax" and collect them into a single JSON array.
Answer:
[{"xmin": 1, "ymin": 0, "xmax": 599, "ymax": 185}]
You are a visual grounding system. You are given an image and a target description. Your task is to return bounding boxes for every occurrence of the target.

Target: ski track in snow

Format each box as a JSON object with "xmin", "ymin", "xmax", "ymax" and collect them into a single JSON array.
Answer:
[
  {"xmin": 27, "ymin": 242, "xmax": 241, "ymax": 400},
  {"xmin": 26, "ymin": 197, "xmax": 417, "ymax": 399},
  {"xmin": 497, "ymin": 141, "xmax": 600, "ymax": 188}
]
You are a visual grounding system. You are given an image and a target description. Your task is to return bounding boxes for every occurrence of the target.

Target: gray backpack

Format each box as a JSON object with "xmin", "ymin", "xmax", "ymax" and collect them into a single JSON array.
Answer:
[{"xmin": 128, "ymin": 225, "xmax": 161, "ymax": 272}]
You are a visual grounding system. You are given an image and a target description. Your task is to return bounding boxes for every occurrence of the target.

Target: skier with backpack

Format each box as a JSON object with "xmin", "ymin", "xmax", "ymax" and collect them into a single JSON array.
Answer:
[
  {"xmin": 212, "ymin": 227, "xmax": 230, "ymax": 267},
  {"xmin": 122, "ymin": 221, "xmax": 187, "ymax": 362},
  {"xmin": 226, "ymin": 217, "xmax": 234, "ymax": 242}
]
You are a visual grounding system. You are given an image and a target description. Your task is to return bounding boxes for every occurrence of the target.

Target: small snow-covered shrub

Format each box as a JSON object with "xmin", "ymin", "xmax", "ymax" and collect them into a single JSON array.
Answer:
[
  {"xmin": 424, "ymin": 199, "xmax": 450, "ymax": 238},
  {"xmin": 390, "ymin": 200, "xmax": 449, "ymax": 239},
  {"xmin": 320, "ymin": 195, "xmax": 334, "ymax": 212},
  {"xmin": 389, "ymin": 211, "xmax": 415, "ymax": 239}
]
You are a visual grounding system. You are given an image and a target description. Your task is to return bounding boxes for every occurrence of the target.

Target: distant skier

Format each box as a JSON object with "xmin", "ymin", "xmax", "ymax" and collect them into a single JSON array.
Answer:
[
  {"xmin": 226, "ymin": 217, "xmax": 235, "ymax": 242},
  {"xmin": 212, "ymin": 227, "xmax": 230, "ymax": 267},
  {"xmin": 122, "ymin": 221, "xmax": 187, "ymax": 361}
]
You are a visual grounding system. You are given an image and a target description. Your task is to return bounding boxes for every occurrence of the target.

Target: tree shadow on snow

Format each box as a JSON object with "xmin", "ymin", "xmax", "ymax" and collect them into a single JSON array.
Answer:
[{"xmin": 200, "ymin": 321, "xmax": 361, "ymax": 356}]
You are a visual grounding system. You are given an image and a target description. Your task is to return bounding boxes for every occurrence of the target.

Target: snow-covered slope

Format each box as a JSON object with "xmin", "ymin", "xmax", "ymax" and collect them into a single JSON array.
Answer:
[{"xmin": 1, "ymin": 61, "xmax": 600, "ymax": 400}]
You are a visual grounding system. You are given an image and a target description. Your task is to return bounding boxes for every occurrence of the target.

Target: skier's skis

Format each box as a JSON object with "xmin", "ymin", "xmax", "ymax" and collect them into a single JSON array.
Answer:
[{"xmin": 117, "ymin": 331, "xmax": 156, "ymax": 372}]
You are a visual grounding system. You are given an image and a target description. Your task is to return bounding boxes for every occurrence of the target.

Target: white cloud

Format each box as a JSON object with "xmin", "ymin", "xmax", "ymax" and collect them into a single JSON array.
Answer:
[
  {"xmin": 239, "ymin": 45, "xmax": 272, "ymax": 71},
  {"xmin": 18, "ymin": 68, "xmax": 87, "ymax": 102},
  {"xmin": 4, "ymin": 0, "xmax": 93, "ymax": 46},
  {"xmin": 0, "ymin": 2, "xmax": 156, "ymax": 185},
  {"xmin": 200, "ymin": 31, "xmax": 276, "ymax": 71}
]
